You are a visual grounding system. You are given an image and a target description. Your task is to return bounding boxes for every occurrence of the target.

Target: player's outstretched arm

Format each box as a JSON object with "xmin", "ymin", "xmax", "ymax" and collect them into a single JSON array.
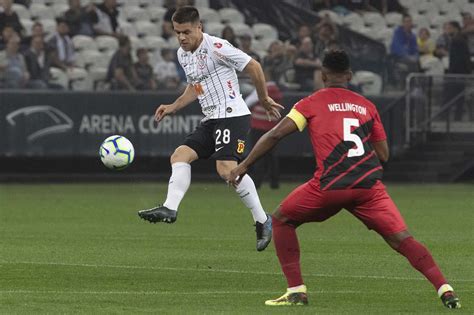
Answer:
[
  {"xmin": 244, "ymin": 59, "xmax": 284, "ymax": 121},
  {"xmin": 155, "ymin": 84, "xmax": 198, "ymax": 122},
  {"xmin": 229, "ymin": 117, "xmax": 298, "ymax": 186}
]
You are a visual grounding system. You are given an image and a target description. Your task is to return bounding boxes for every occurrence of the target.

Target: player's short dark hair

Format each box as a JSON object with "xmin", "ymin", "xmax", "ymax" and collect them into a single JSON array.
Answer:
[
  {"xmin": 322, "ymin": 49, "xmax": 350, "ymax": 73},
  {"xmin": 172, "ymin": 6, "xmax": 200, "ymax": 24}
]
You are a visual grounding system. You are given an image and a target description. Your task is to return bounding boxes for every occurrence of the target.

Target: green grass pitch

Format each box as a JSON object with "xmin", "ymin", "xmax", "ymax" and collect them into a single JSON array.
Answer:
[{"xmin": 1, "ymin": 182, "xmax": 473, "ymax": 314}]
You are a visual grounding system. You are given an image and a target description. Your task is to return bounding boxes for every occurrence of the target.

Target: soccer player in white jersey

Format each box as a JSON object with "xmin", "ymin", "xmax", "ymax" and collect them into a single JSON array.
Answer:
[{"xmin": 138, "ymin": 6, "xmax": 283, "ymax": 251}]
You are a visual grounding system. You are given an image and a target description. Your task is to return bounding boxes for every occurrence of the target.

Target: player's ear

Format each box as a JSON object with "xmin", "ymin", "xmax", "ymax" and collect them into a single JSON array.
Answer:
[
  {"xmin": 321, "ymin": 70, "xmax": 328, "ymax": 83},
  {"xmin": 346, "ymin": 70, "xmax": 353, "ymax": 82}
]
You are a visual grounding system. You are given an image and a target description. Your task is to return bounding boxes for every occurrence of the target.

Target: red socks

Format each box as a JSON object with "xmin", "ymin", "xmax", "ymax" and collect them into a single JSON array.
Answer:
[
  {"xmin": 272, "ymin": 216, "xmax": 303, "ymax": 287},
  {"xmin": 273, "ymin": 216, "xmax": 447, "ymax": 292},
  {"xmin": 396, "ymin": 236, "xmax": 447, "ymax": 290}
]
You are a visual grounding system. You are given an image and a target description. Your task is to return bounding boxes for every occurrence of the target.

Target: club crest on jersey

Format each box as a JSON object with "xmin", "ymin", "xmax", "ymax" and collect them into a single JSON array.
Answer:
[
  {"xmin": 213, "ymin": 42, "xmax": 222, "ymax": 48},
  {"xmin": 237, "ymin": 140, "xmax": 245, "ymax": 154}
]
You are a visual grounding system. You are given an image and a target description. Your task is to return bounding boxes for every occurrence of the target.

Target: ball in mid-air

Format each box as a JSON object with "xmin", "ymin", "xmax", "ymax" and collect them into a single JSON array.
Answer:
[{"xmin": 100, "ymin": 135, "xmax": 135, "ymax": 170}]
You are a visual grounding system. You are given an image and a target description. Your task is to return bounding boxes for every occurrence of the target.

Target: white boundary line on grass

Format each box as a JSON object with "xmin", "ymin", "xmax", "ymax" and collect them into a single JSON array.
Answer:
[
  {"xmin": 0, "ymin": 289, "xmax": 472, "ymax": 296},
  {"xmin": 2, "ymin": 261, "xmax": 474, "ymax": 283}
]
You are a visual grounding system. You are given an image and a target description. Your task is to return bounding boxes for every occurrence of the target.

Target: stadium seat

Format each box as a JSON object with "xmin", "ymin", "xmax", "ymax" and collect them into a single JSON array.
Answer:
[
  {"xmin": 68, "ymin": 67, "xmax": 90, "ymax": 90},
  {"xmin": 129, "ymin": 35, "xmax": 144, "ymax": 50},
  {"xmin": 73, "ymin": 35, "xmax": 97, "ymax": 52},
  {"xmin": 30, "ymin": 0, "xmax": 47, "ymax": 5},
  {"xmin": 123, "ymin": 6, "xmax": 149, "ymax": 22},
  {"xmin": 40, "ymin": 19, "xmax": 57, "ymax": 35},
  {"xmin": 463, "ymin": 3, "xmax": 474, "ymax": 14},
  {"xmin": 429, "ymin": 15, "xmax": 449, "ymax": 29},
  {"xmin": 230, "ymin": 23, "xmax": 252, "ymax": 37},
  {"xmin": 167, "ymin": 36, "xmax": 180, "ymax": 49},
  {"xmin": 119, "ymin": 21, "xmax": 138, "ymax": 37},
  {"xmin": 250, "ymin": 38, "xmax": 269, "ymax": 52},
  {"xmin": 195, "ymin": 0, "xmax": 210, "ymax": 8},
  {"xmin": 385, "ymin": 12, "xmax": 402, "ymax": 28},
  {"xmin": 88, "ymin": 67, "xmax": 108, "ymax": 90},
  {"xmin": 438, "ymin": 2, "xmax": 459, "ymax": 15},
  {"xmin": 44, "ymin": 0, "xmax": 68, "ymax": 5},
  {"xmin": 21, "ymin": 19, "xmax": 34, "ymax": 36},
  {"xmin": 52, "ymin": 3, "xmax": 69, "ymax": 17},
  {"xmin": 95, "ymin": 35, "xmax": 119, "ymax": 53},
  {"xmin": 454, "ymin": 0, "xmax": 469, "ymax": 10},
  {"xmin": 204, "ymin": 22, "xmax": 225, "ymax": 36},
  {"xmin": 412, "ymin": 14, "xmax": 430, "ymax": 29},
  {"xmin": 12, "ymin": 3, "xmax": 30, "ymax": 20},
  {"xmin": 30, "ymin": 3, "xmax": 56, "ymax": 20},
  {"xmin": 135, "ymin": 20, "xmax": 161, "ymax": 37},
  {"xmin": 49, "ymin": 67, "xmax": 69, "ymax": 89},
  {"xmin": 352, "ymin": 71, "xmax": 382, "ymax": 95},
  {"xmin": 199, "ymin": 8, "xmax": 221, "ymax": 24},
  {"xmin": 373, "ymin": 27, "xmax": 393, "ymax": 43},
  {"xmin": 148, "ymin": 7, "xmax": 167, "ymax": 23},
  {"xmin": 420, "ymin": 55, "xmax": 444, "ymax": 75},
  {"xmin": 140, "ymin": 35, "xmax": 167, "ymax": 52},
  {"xmin": 363, "ymin": 12, "xmax": 386, "ymax": 28},
  {"xmin": 77, "ymin": 50, "xmax": 110, "ymax": 69},
  {"xmin": 412, "ymin": 2, "xmax": 438, "ymax": 16},
  {"xmin": 398, "ymin": 0, "xmax": 417, "ymax": 10},
  {"xmin": 219, "ymin": 8, "xmax": 245, "ymax": 24},
  {"xmin": 342, "ymin": 13, "xmax": 364, "ymax": 29},
  {"xmin": 252, "ymin": 23, "xmax": 278, "ymax": 41}
]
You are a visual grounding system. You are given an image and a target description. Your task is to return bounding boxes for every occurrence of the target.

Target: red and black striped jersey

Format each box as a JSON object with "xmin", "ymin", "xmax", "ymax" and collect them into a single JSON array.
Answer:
[{"xmin": 287, "ymin": 87, "xmax": 387, "ymax": 190}]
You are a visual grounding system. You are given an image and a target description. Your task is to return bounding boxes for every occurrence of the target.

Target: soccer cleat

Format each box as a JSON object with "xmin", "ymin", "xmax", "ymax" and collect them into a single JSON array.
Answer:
[
  {"xmin": 265, "ymin": 285, "xmax": 308, "ymax": 306},
  {"xmin": 255, "ymin": 214, "xmax": 272, "ymax": 251},
  {"xmin": 441, "ymin": 291, "xmax": 461, "ymax": 309},
  {"xmin": 138, "ymin": 205, "xmax": 177, "ymax": 224}
]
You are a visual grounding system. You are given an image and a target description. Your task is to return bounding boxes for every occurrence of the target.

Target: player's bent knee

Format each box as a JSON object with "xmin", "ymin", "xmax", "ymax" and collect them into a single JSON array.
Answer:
[
  {"xmin": 170, "ymin": 146, "xmax": 198, "ymax": 164},
  {"xmin": 384, "ymin": 230, "xmax": 412, "ymax": 249}
]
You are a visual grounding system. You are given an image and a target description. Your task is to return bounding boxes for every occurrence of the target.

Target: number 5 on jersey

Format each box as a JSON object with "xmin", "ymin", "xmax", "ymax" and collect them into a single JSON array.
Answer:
[{"xmin": 343, "ymin": 118, "xmax": 365, "ymax": 157}]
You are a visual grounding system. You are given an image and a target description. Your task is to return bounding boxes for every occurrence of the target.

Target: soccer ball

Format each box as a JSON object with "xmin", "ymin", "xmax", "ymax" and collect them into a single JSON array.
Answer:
[{"xmin": 100, "ymin": 135, "xmax": 135, "ymax": 170}]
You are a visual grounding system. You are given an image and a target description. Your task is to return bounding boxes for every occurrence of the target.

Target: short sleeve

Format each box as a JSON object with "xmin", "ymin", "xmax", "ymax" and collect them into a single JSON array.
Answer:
[
  {"xmin": 293, "ymin": 95, "xmax": 314, "ymax": 120},
  {"xmin": 176, "ymin": 49, "xmax": 191, "ymax": 84},
  {"xmin": 212, "ymin": 40, "xmax": 252, "ymax": 72},
  {"xmin": 369, "ymin": 110, "xmax": 387, "ymax": 142}
]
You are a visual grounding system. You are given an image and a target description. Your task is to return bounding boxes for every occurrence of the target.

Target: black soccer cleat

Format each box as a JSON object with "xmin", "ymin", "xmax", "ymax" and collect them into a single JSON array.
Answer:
[
  {"xmin": 441, "ymin": 291, "xmax": 461, "ymax": 309},
  {"xmin": 255, "ymin": 214, "xmax": 272, "ymax": 251},
  {"xmin": 138, "ymin": 205, "xmax": 177, "ymax": 224}
]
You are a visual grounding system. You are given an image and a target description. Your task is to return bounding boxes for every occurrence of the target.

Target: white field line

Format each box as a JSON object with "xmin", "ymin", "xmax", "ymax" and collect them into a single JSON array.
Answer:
[
  {"xmin": 0, "ymin": 289, "xmax": 471, "ymax": 296},
  {"xmin": 2, "ymin": 261, "xmax": 474, "ymax": 283}
]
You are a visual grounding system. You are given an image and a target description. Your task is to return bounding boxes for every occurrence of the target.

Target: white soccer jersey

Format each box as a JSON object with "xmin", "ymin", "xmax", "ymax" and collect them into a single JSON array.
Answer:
[{"xmin": 177, "ymin": 33, "xmax": 252, "ymax": 120}]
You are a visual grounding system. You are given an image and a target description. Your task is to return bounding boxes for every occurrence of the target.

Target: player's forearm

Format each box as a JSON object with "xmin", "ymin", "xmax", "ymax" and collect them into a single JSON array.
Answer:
[
  {"xmin": 241, "ymin": 130, "xmax": 280, "ymax": 169},
  {"xmin": 245, "ymin": 59, "xmax": 268, "ymax": 100},
  {"xmin": 173, "ymin": 84, "xmax": 198, "ymax": 112}
]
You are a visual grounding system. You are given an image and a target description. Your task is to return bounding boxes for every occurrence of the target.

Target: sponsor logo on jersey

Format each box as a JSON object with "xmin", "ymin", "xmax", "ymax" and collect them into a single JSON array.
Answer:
[
  {"xmin": 213, "ymin": 51, "xmax": 239, "ymax": 66},
  {"xmin": 213, "ymin": 42, "xmax": 222, "ymax": 48},
  {"xmin": 237, "ymin": 140, "xmax": 245, "ymax": 154},
  {"xmin": 227, "ymin": 80, "xmax": 236, "ymax": 99}
]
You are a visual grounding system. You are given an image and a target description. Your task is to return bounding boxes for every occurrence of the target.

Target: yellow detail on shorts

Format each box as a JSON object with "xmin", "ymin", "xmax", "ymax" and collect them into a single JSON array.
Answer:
[{"xmin": 287, "ymin": 108, "xmax": 307, "ymax": 132}]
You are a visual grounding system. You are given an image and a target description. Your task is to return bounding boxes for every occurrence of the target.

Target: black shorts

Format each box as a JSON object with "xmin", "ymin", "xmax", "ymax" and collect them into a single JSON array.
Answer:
[{"xmin": 183, "ymin": 115, "xmax": 250, "ymax": 162}]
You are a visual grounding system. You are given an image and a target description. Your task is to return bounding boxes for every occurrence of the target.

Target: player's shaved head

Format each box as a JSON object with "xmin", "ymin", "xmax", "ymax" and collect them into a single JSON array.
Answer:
[
  {"xmin": 172, "ymin": 6, "xmax": 200, "ymax": 24},
  {"xmin": 321, "ymin": 49, "xmax": 352, "ymax": 87}
]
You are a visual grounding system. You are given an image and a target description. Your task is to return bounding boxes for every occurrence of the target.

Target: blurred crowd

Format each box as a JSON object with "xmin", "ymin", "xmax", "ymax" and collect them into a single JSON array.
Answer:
[{"xmin": 1, "ymin": 0, "xmax": 473, "ymax": 93}]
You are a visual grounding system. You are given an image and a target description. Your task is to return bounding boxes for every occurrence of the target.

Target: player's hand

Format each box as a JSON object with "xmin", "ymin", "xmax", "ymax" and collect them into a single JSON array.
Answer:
[
  {"xmin": 260, "ymin": 96, "xmax": 285, "ymax": 121},
  {"xmin": 228, "ymin": 163, "xmax": 249, "ymax": 188},
  {"xmin": 154, "ymin": 104, "xmax": 176, "ymax": 122}
]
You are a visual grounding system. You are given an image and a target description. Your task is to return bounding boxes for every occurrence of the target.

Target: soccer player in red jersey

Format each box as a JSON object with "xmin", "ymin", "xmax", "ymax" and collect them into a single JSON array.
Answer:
[{"xmin": 229, "ymin": 50, "xmax": 461, "ymax": 308}]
